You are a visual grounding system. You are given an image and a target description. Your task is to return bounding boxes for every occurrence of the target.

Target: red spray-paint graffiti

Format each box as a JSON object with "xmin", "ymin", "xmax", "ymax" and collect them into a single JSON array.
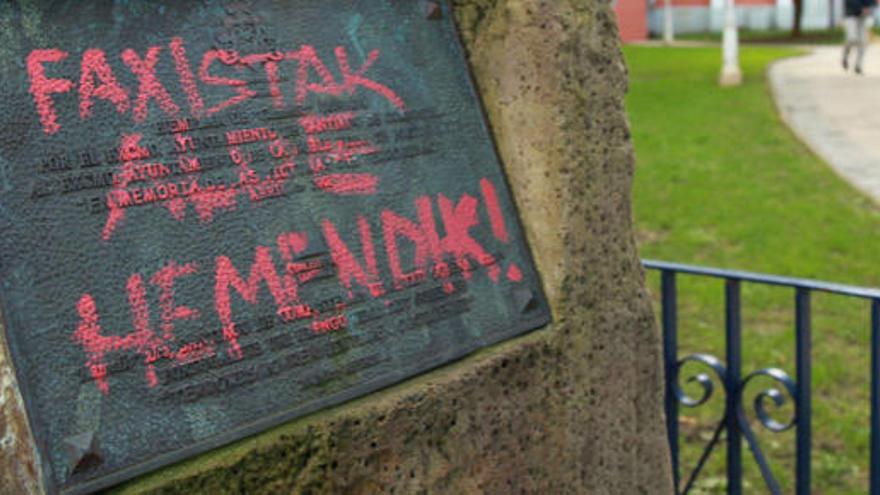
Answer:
[
  {"xmin": 73, "ymin": 263, "xmax": 216, "ymax": 393},
  {"xmin": 101, "ymin": 109, "xmax": 383, "ymax": 240},
  {"xmin": 78, "ymin": 48, "xmax": 130, "ymax": 119},
  {"xmin": 49, "ymin": 35, "xmax": 524, "ymax": 397},
  {"xmin": 73, "ymin": 178, "xmax": 522, "ymax": 394},
  {"xmin": 300, "ymin": 112, "xmax": 380, "ymax": 195},
  {"xmin": 122, "ymin": 45, "xmax": 182, "ymax": 121},
  {"xmin": 26, "ymin": 38, "xmax": 404, "ymax": 134}
]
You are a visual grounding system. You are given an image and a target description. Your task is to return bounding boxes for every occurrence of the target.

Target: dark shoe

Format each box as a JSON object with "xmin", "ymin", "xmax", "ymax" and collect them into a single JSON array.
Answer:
[
  {"xmin": 844, "ymin": 57, "xmax": 849, "ymax": 70},
  {"xmin": 856, "ymin": 66, "xmax": 864, "ymax": 75}
]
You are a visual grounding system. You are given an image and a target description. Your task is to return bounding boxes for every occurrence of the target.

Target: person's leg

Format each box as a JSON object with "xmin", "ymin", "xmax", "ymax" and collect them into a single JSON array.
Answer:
[
  {"xmin": 856, "ymin": 16, "xmax": 870, "ymax": 73},
  {"xmin": 844, "ymin": 16, "xmax": 857, "ymax": 69}
]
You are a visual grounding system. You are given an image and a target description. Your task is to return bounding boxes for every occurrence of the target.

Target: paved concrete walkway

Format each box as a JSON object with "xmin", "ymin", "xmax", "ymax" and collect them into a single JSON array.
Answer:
[{"xmin": 769, "ymin": 45, "xmax": 880, "ymax": 203}]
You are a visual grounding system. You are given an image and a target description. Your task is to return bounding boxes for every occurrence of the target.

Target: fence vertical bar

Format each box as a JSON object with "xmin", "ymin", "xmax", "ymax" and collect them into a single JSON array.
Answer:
[
  {"xmin": 726, "ymin": 279, "xmax": 742, "ymax": 495},
  {"xmin": 661, "ymin": 270, "xmax": 680, "ymax": 493},
  {"xmin": 795, "ymin": 288, "xmax": 811, "ymax": 495},
  {"xmin": 871, "ymin": 298, "xmax": 880, "ymax": 495}
]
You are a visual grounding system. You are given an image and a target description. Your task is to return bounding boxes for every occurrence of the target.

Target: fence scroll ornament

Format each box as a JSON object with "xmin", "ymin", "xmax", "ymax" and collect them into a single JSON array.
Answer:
[
  {"xmin": 647, "ymin": 259, "xmax": 880, "ymax": 495},
  {"xmin": 674, "ymin": 354, "xmax": 797, "ymax": 494}
]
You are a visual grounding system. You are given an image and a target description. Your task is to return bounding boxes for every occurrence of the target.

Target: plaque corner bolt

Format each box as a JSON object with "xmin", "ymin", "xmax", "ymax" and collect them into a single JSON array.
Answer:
[
  {"xmin": 63, "ymin": 430, "xmax": 103, "ymax": 475},
  {"xmin": 424, "ymin": 1, "xmax": 443, "ymax": 20},
  {"xmin": 513, "ymin": 287, "xmax": 537, "ymax": 314}
]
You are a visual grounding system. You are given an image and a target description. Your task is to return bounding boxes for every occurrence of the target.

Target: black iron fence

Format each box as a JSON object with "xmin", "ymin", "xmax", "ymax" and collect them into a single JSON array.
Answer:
[{"xmin": 643, "ymin": 259, "xmax": 880, "ymax": 494}]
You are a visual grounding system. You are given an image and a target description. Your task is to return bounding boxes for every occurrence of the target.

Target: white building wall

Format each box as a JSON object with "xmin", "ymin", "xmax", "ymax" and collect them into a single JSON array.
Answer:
[
  {"xmin": 801, "ymin": 0, "xmax": 832, "ymax": 29},
  {"xmin": 647, "ymin": 0, "xmax": 850, "ymax": 34},
  {"xmin": 776, "ymin": 0, "xmax": 795, "ymax": 29}
]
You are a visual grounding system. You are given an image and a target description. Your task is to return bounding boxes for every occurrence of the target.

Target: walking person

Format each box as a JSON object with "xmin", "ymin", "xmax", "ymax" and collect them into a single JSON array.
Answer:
[{"xmin": 843, "ymin": 0, "xmax": 877, "ymax": 75}]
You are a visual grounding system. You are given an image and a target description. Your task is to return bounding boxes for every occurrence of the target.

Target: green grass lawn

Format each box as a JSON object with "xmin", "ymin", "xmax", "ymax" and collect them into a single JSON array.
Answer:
[{"xmin": 624, "ymin": 45, "xmax": 880, "ymax": 493}]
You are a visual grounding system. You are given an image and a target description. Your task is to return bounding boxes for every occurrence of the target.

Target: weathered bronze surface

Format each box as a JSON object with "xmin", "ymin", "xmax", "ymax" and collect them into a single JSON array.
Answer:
[{"xmin": 0, "ymin": 1, "xmax": 549, "ymax": 493}]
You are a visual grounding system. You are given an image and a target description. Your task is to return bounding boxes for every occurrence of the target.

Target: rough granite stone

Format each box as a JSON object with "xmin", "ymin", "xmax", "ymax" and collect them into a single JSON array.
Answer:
[
  {"xmin": 0, "ymin": 1, "xmax": 673, "ymax": 493},
  {"xmin": 1, "ymin": 319, "xmax": 43, "ymax": 495}
]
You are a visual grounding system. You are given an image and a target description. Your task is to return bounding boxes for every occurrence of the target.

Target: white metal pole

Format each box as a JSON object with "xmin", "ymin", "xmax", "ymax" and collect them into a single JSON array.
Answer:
[
  {"xmin": 664, "ymin": 0, "xmax": 675, "ymax": 44},
  {"xmin": 719, "ymin": 0, "xmax": 742, "ymax": 85}
]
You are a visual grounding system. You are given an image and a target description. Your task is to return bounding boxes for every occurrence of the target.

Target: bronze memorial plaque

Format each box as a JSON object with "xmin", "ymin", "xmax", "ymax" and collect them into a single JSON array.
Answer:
[{"xmin": 0, "ymin": 1, "xmax": 550, "ymax": 493}]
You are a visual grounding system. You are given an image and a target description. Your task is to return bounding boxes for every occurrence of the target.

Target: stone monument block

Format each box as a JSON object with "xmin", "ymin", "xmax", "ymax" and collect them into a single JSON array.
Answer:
[{"xmin": 0, "ymin": 1, "xmax": 672, "ymax": 493}]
